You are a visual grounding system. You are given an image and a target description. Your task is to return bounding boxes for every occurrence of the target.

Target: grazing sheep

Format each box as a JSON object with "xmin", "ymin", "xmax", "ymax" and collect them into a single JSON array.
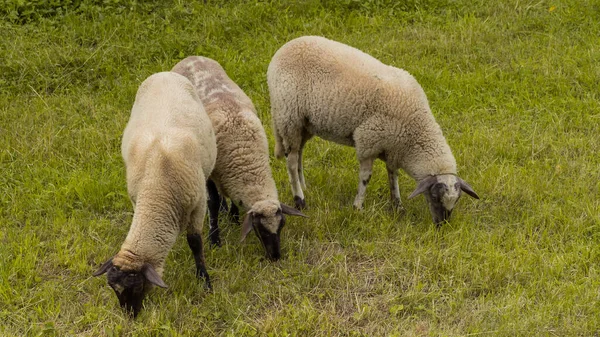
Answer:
[
  {"xmin": 172, "ymin": 56, "xmax": 306, "ymax": 261},
  {"xmin": 93, "ymin": 72, "xmax": 217, "ymax": 317},
  {"xmin": 267, "ymin": 36, "xmax": 479, "ymax": 225}
]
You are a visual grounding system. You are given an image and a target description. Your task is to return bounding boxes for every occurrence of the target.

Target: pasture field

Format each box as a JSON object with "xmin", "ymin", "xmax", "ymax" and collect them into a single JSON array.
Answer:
[{"xmin": 1, "ymin": 0, "xmax": 599, "ymax": 335}]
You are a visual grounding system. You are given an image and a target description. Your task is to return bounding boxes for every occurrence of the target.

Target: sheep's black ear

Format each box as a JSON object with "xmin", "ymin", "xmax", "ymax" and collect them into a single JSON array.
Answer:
[
  {"xmin": 92, "ymin": 258, "xmax": 114, "ymax": 277},
  {"xmin": 408, "ymin": 176, "xmax": 437, "ymax": 199},
  {"xmin": 280, "ymin": 203, "xmax": 308, "ymax": 217},
  {"xmin": 459, "ymin": 178, "xmax": 480, "ymax": 199},
  {"xmin": 240, "ymin": 212, "xmax": 254, "ymax": 242},
  {"xmin": 142, "ymin": 263, "xmax": 167, "ymax": 288}
]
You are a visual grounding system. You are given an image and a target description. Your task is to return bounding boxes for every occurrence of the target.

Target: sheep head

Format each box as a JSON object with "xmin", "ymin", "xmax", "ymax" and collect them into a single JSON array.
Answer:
[
  {"xmin": 408, "ymin": 174, "xmax": 479, "ymax": 226},
  {"xmin": 241, "ymin": 200, "xmax": 307, "ymax": 261},
  {"xmin": 93, "ymin": 258, "xmax": 167, "ymax": 317}
]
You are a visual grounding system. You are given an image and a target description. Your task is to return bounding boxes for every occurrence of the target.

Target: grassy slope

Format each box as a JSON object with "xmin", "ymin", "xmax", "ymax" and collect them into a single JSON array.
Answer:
[{"xmin": 1, "ymin": 0, "xmax": 599, "ymax": 335}]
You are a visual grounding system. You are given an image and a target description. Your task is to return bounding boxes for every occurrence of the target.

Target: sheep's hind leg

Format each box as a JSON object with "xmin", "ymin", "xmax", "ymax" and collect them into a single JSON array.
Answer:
[
  {"xmin": 287, "ymin": 150, "xmax": 306, "ymax": 210},
  {"xmin": 187, "ymin": 205, "xmax": 212, "ymax": 290},
  {"xmin": 298, "ymin": 132, "xmax": 312, "ymax": 190},
  {"xmin": 273, "ymin": 124, "xmax": 286, "ymax": 159},
  {"xmin": 298, "ymin": 147, "xmax": 306, "ymax": 190},
  {"xmin": 206, "ymin": 179, "xmax": 221, "ymax": 247},
  {"xmin": 386, "ymin": 165, "xmax": 405, "ymax": 213},
  {"xmin": 353, "ymin": 158, "xmax": 374, "ymax": 209}
]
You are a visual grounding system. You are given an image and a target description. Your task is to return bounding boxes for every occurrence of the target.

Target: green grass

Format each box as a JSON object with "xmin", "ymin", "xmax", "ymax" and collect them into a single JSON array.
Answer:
[{"xmin": 1, "ymin": 0, "xmax": 600, "ymax": 335}]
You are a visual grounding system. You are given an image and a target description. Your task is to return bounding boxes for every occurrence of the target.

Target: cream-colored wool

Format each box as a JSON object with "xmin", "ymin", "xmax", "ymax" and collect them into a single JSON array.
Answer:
[
  {"xmin": 267, "ymin": 36, "xmax": 460, "ymax": 211},
  {"xmin": 115, "ymin": 72, "xmax": 216, "ymax": 274},
  {"xmin": 172, "ymin": 56, "xmax": 281, "ymax": 233}
]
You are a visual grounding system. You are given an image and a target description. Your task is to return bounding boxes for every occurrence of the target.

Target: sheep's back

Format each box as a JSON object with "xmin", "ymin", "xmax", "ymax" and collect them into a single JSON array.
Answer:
[
  {"xmin": 173, "ymin": 56, "xmax": 277, "ymax": 207},
  {"xmin": 172, "ymin": 56, "xmax": 254, "ymax": 110},
  {"xmin": 122, "ymin": 72, "xmax": 216, "ymax": 199},
  {"xmin": 268, "ymin": 36, "xmax": 432, "ymax": 141},
  {"xmin": 206, "ymin": 98, "xmax": 278, "ymax": 207}
]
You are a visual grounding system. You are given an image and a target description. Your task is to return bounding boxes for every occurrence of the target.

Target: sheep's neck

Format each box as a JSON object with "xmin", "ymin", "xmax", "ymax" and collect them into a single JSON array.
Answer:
[
  {"xmin": 397, "ymin": 113, "xmax": 457, "ymax": 181},
  {"xmin": 118, "ymin": 194, "xmax": 183, "ymax": 272},
  {"xmin": 214, "ymin": 164, "xmax": 279, "ymax": 211}
]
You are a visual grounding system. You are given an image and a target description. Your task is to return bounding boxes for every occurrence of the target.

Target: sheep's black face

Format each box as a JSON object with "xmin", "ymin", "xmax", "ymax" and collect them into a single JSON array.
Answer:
[
  {"xmin": 252, "ymin": 210, "xmax": 284, "ymax": 261},
  {"xmin": 241, "ymin": 201, "xmax": 307, "ymax": 261},
  {"xmin": 93, "ymin": 259, "xmax": 167, "ymax": 318},
  {"xmin": 106, "ymin": 267, "xmax": 148, "ymax": 317},
  {"xmin": 424, "ymin": 181, "xmax": 460, "ymax": 226},
  {"xmin": 409, "ymin": 174, "xmax": 479, "ymax": 227}
]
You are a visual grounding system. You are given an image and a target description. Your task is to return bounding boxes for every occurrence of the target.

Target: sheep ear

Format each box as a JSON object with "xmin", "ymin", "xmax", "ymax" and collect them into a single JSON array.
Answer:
[
  {"xmin": 142, "ymin": 263, "xmax": 167, "ymax": 288},
  {"xmin": 280, "ymin": 203, "xmax": 308, "ymax": 217},
  {"xmin": 92, "ymin": 258, "xmax": 114, "ymax": 276},
  {"xmin": 459, "ymin": 178, "xmax": 480, "ymax": 199},
  {"xmin": 240, "ymin": 212, "xmax": 254, "ymax": 242},
  {"xmin": 408, "ymin": 176, "xmax": 437, "ymax": 199}
]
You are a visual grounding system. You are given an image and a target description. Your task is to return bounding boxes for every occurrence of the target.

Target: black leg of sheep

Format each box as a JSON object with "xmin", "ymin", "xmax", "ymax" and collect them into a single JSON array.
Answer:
[
  {"xmin": 228, "ymin": 202, "xmax": 240, "ymax": 224},
  {"xmin": 186, "ymin": 233, "xmax": 212, "ymax": 291},
  {"xmin": 206, "ymin": 179, "xmax": 221, "ymax": 247},
  {"xmin": 219, "ymin": 195, "xmax": 229, "ymax": 212}
]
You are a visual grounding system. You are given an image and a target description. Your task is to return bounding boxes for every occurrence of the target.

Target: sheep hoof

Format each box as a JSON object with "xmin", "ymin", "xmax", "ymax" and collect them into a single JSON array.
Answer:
[
  {"xmin": 196, "ymin": 270, "xmax": 212, "ymax": 292},
  {"xmin": 204, "ymin": 279, "xmax": 213, "ymax": 292},
  {"xmin": 293, "ymin": 196, "xmax": 306, "ymax": 210},
  {"xmin": 208, "ymin": 229, "xmax": 221, "ymax": 247},
  {"xmin": 392, "ymin": 204, "xmax": 406, "ymax": 214}
]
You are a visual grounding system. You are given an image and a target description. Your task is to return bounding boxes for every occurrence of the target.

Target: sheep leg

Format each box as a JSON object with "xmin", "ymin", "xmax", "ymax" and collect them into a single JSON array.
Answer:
[
  {"xmin": 219, "ymin": 196, "xmax": 229, "ymax": 213},
  {"xmin": 206, "ymin": 179, "xmax": 221, "ymax": 247},
  {"xmin": 274, "ymin": 125, "xmax": 286, "ymax": 159},
  {"xmin": 353, "ymin": 158, "xmax": 374, "ymax": 209},
  {"xmin": 187, "ymin": 205, "xmax": 212, "ymax": 290},
  {"xmin": 186, "ymin": 233, "xmax": 211, "ymax": 290},
  {"xmin": 386, "ymin": 166, "xmax": 404, "ymax": 212},
  {"xmin": 229, "ymin": 202, "xmax": 240, "ymax": 224},
  {"xmin": 298, "ymin": 147, "xmax": 306, "ymax": 190},
  {"xmin": 298, "ymin": 132, "xmax": 312, "ymax": 190},
  {"xmin": 287, "ymin": 150, "xmax": 306, "ymax": 210}
]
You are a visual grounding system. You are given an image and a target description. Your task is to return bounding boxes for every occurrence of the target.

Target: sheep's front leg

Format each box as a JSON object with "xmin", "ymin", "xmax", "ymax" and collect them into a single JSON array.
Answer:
[
  {"xmin": 353, "ymin": 158, "xmax": 374, "ymax": 209},
  {"xmin": 228, "ymin": 202, "xmax": 240, "ymax": 224},
  {"xmin": 187, "ymin": 204, "xmax": 212, "ymax": 290},
  {"xmin": 206, "ymin": 180, "xmax": 221, "ymax": 247},
  {"xmin": 219, "ymin": 195, "xmax": 229, "ymax": 213},
  {"xmin": 386, "ymin": 166, "xmax": 404, "ymax": 212},
  {"xmin": 287, "ymin": 151, "xmax": 306, "ymax": 209}
]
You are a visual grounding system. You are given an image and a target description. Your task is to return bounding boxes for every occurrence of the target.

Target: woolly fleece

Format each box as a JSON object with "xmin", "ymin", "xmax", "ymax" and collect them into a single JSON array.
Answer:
[
  {"xmin": 172, "ymin": 56, "xmax": 281, "ymax": 233},
  {"xmin": 267, "ymin": 35, "xmax": 457, "ymax": 181},
  {"xmin": 116, "ymin": 71, "xmax": 216, "ymax": 275}
]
